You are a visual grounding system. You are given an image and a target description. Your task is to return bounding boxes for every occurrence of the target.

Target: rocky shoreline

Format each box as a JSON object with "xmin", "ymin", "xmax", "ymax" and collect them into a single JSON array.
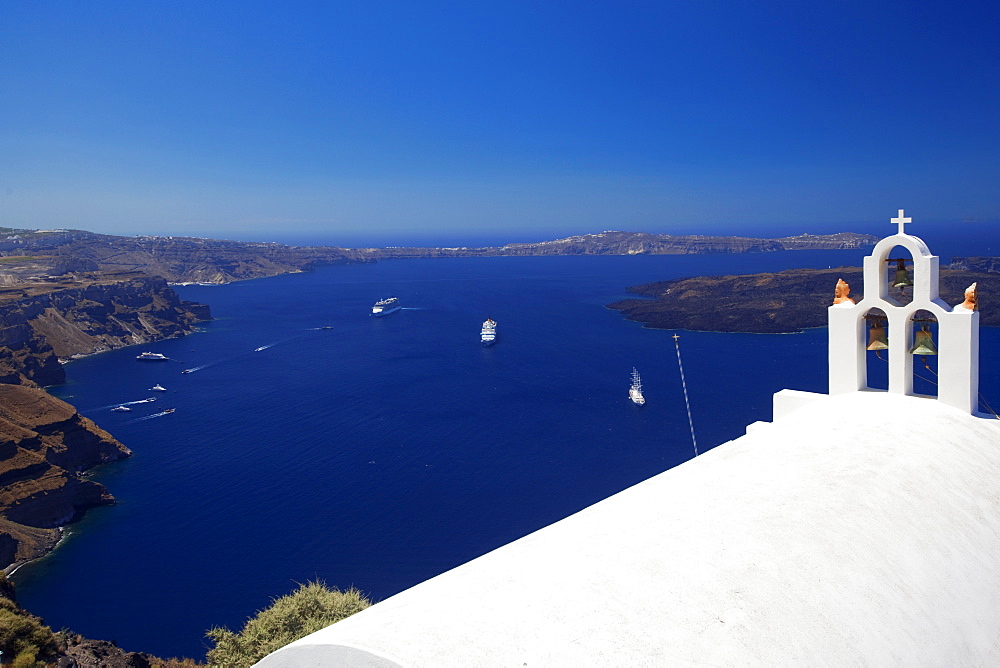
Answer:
[
  {"xmin": 0, "ymin": 260, "xmax": 212, "ymax": 663},
  {"xmin": 0, "ymin": 268, "xmax": 210, "ymax": 572}
]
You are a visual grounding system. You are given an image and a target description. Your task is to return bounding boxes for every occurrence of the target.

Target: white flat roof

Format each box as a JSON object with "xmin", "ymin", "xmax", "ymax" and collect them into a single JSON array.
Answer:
[{"xmin": 257, "ymin": 391, "xmax": 1000, "ymax": 666}]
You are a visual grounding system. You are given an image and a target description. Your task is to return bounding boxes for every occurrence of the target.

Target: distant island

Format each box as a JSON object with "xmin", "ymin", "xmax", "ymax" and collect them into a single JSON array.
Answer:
[
  {"xmin": 362, "ymin": 230, "xmax": 879, "ymax": 259},
  {"xmin": 0, "ymin": 228, "xmax": 878, "ymax": 285},
  {"xmin": 608, "ymin": 259, "xmax": 1000, "ymax": 333}
]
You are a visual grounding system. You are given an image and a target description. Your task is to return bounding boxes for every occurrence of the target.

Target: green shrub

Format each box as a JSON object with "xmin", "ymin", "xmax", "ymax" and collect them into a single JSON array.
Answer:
[
  {"xmin": 11, "ymin": 645, "xmax": 41, "ymax": 668},
  {"xmin": 205, "ymin": 580, "xmax": 371, "ymax": 667},
  {"xmin": 0, "ymin": 606, "xmax": 57, "ymax": 665}
]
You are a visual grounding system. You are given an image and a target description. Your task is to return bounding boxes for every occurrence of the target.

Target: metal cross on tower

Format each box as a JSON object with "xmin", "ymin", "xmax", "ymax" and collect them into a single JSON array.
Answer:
[{"xmin": 892, "ymin": 209, "xmax": 911, "ymax": 235}]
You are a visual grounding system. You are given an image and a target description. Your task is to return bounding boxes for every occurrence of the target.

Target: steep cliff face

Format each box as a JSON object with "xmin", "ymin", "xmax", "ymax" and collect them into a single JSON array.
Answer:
[
  {"xmin": 0, "ymin": 384, "xmax": 130, "ymax": 570},
  {"xmin": 0, "ymin": 272, "xmax": 210, "ymax": 386}
]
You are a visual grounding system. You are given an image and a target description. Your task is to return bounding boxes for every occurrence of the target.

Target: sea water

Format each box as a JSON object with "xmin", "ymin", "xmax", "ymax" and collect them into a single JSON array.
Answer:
[{"xmin": 12, "ymin": 247, "xmax": 1000, "ymax": 659}]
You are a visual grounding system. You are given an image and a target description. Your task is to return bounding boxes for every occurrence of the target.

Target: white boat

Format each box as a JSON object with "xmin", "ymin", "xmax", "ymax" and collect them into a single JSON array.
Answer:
[
  {"xmin": 629, "ymin": 368, "xmax": 645, "ymax": 405},
  {"xmin": 136, "ymin": 352, "xmax": 169, "ymax": 361},
  {"xmin": 481, "ymin": 318, "xmax": 497, "ymax": 346},
  {"xmin": 371, "ymin": 297, "xmax": 401, "ymax": 316},
  {"xmin": 112, "ymin": 405, "xmax": 131, "ymax": 412},
  {"xmin": 150, "ymin": 384, "xmax": 167, "ymax": 392}
]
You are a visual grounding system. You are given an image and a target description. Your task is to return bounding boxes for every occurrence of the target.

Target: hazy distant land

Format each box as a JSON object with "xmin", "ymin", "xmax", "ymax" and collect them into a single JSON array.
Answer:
[{"xmin": 0, "ymin": 228, "xmax": 878, "ymax": 285}]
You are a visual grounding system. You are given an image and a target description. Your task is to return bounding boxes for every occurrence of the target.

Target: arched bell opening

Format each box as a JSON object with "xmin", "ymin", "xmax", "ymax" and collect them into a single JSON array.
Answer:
[
  {"xmin": 910, "ymin": 309, "xmax": 939, "ymax": 397},
  {"xmin": 884, "ymin": 245, "xmax": 914, "ymax": 306},
  {"xmin": 863, "ymin": 307, "xmax": 889, "ymax": 391}
]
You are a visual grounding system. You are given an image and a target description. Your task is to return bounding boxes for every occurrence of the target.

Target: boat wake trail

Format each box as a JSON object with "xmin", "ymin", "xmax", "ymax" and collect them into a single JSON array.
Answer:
[
  {"xmin": 99, "ymin": 398, "xmax": 157, "ymax": 410},
  {"xmin": 251, "ymin": 333, "xmax": 309, "ymax": 352},
  {"xmin": 130, "ymin": 410, "xmax": 175, "ymax": 422}
]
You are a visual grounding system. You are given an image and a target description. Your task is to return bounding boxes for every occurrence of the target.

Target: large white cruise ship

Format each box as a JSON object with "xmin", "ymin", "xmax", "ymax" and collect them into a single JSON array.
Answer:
[
  {"xmin": 481, "ymin": 318, "xmax": 497, "ymax": 346},
  {"xmin": 629, "ymin": 367, "xmax": 645, "ymax": 405},
  {"xmin": 371, "ymin": 297, "xmax": 401, "ymax": 316}
]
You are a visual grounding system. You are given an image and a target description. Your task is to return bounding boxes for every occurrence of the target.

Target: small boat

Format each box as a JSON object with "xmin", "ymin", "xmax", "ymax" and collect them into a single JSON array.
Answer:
[
  {"xmin": 629, "ymin": 368, "xmax": 645, "ymax": 405},
  {"xmin": 112, "ymin": 405, "xmax": 131, "ymax": 412},
  {"xmin": 481, "ymin": 318, "xmax": 497, "ymax": 346},
  {"xmin": 181, "ymin": 369, "xmax": 193, "ymax": 374},
  {"xmin": 371, "ymin": 297, "xmax": 401, "ymax": 317},
  {"xmin": 150, "ymin": 384, "xmax": 167, "ymax": 392},
  {"xmin": 254, "ymin": 346, "xmax": 267, "ymax": 352},
  {"xmin": 162, "ymin": 408, "xmax": 176, "ymax": 414},
  {"xmin": 136, "ymin": 352, "xmax": 169, "ymax": 361}
]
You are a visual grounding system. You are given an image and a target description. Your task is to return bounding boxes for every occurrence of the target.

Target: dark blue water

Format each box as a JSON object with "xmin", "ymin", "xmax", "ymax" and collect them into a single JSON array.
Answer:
[{"xmin": 12, "ymin": 247, "xmax": 1000, "ymax": 659}]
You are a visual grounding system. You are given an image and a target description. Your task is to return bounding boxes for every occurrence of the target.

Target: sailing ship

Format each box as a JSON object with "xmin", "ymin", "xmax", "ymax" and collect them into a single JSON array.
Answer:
[{"xmin": 629, "ymin": 367, "xmax": 645, "ymax": 405}]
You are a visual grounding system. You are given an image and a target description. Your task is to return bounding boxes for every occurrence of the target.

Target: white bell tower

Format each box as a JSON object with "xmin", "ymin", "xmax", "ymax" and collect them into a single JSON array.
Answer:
[{"xmin": 828, "ymin": 210, "xmax": 980, "ymax": 413}]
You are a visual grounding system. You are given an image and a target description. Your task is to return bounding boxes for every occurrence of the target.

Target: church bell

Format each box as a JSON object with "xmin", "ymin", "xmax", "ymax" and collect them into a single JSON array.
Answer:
[
  {"xmin": 909, "ymin": 324, "xmax": 938, "ymax": 355},
  {"xmin": 892, "ymin": 258, "xmax": 913, "ymax": 289},
  {"xmin": 866, "ymin": 320, "xmax": 888, "ymax": 351}
]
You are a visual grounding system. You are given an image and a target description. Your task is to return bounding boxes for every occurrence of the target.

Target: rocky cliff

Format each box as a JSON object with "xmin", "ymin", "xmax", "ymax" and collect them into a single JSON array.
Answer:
[
  {"xmin": 0, "ymin": 272, "xmax": 210, "ymax": 386},
  {"xmin": 608, "ymin": 266, "xmax": 999, "ymax": 333},
  {"xmin": 0, "ymin": 384, "xmax": 131, "ymax": 571}
]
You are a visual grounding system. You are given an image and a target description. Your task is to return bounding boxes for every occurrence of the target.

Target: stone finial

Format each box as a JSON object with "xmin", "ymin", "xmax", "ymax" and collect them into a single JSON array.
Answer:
[
  {"xmin": 956, "ymin": 282, "xmax": 978, "ymax": 311},
  {"xmin": 833, "ymin": 278, "xmax": 854, "ymax": 305}
]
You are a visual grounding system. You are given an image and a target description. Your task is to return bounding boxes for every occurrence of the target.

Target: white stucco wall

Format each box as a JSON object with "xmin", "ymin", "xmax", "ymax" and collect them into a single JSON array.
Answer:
[{"xmin": 256, "ymin": 391, "xmax": 1000, "ymax": 666}]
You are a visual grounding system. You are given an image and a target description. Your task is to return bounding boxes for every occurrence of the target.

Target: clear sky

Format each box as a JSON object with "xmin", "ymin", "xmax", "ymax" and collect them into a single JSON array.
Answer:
[{"xmin": 2, "ymin": 1, "xmax": 998, "ymax": 244}]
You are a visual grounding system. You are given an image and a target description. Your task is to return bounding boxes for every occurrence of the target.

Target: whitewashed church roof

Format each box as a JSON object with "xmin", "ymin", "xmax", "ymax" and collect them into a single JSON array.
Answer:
[{"xmin": 257, "ymin": 391, "xmax": 1000, "ymax": 666}]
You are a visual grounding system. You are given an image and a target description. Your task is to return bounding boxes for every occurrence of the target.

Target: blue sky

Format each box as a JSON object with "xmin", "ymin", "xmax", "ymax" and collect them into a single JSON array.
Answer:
[{"xmin": 2, "ymin": 1, "xmax": 998, "ymax": 244}]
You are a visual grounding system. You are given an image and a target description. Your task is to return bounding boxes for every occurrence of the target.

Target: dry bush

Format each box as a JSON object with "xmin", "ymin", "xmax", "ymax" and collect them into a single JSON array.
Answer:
[{"xmin": 205, "ymin": 580, "xmax": 371, "ymax": 667}]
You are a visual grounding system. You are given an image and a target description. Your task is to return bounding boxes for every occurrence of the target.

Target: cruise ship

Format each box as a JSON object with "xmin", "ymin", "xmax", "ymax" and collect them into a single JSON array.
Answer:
[
  {"xmin": 481, "ymin": 318, "xmax": 497, "ymax": 346},
  {"xmin": 371, "ymin": 297, "xmax": 401, "ymax": 317},
  {"xmin": 629, "ymin": 368, "xmax": 645, "ymax": 405},
  {"xmin": 136, "ymin": 352, "xmax": 169, "ymax": 361}
]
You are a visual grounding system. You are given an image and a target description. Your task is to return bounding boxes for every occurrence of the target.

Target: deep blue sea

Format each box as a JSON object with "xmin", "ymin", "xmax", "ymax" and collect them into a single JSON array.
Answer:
[{"xmin": 12, "ymin": 238, "xmax": 1000, "ymax": 659}]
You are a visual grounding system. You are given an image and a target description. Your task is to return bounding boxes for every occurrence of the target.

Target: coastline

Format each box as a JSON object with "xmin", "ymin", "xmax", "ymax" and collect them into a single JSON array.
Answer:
[
  {"xmin": 607, "ymin": 266, "xmax": 1000, "ymax": 333},
  {"xmin": 3, "ymin": 528, "xmax": 62, "ymax": 577}
]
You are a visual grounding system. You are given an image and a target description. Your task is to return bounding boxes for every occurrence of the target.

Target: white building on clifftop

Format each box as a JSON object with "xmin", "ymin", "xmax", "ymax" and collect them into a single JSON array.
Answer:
[{"xmin": 257, "ymin": 211, "xmax": 1000, "ymax": 667}]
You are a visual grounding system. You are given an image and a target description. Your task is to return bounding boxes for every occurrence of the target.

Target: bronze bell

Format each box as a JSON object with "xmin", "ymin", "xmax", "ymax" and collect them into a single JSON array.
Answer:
[
  {"xmin": 909, "ymin": 325, "xmax": 937, "ymax": 355},
  {"xmin": 866, "ymin": 321, "xmax": 889, "ymax": 350},
  {"xmin": 892, "ymin": 258, "xmax": 913, "ymax": 288}
]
